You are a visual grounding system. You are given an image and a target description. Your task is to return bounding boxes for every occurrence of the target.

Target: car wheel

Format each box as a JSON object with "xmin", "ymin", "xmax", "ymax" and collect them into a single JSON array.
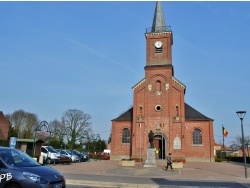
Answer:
[
  {"xmin": 5, "ymin": 183, "xmax": 21, "ymax": 188},
  {"xmin": 47, "ymin": 158, "xmax": 52, "ymax": 164}
]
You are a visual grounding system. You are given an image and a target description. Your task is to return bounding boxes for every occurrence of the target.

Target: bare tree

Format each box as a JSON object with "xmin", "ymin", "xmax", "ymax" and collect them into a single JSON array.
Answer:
[
  {"xmin": 231, "ymin": 135, "xmax": 250, "ymax": 157},
  {"xmin": 49, "ymin": 119, "xmax": 65, "ymax": 137},
  {"xmin": 63, "ymin": 109, "xmax": 92, "ymax": 149},
  {"xmin": 7, "ymin": 109, "xmax": 39, "ymax": 139},
  {"xmin": 108, "ymin": 133, "xmax": 111, "ymax": 144}
]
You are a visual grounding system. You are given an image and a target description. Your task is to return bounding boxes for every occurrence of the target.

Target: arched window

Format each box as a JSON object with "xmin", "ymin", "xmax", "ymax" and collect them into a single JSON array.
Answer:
[
  {"xmin": 156, "ymin": 80, "xmax": 161, "ymax": 92},
  {"xmin": 122, "ymin": 128, "xmax": 130, "ymax": 144},
  {"xmin": 175, "ymin": 105, "xmax": 179, "ymax": 117},
  {"xmin": 192, "ymin": 128, "xmax": 202, "ymax": 145}
]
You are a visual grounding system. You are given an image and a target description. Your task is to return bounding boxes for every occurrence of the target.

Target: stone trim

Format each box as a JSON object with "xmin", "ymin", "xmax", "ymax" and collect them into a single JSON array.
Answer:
[
  {"xmin": 132, "ymin": 79, "xmax": 146, "ymax": 90},
  {"xmin": 172, "ymin": 76, "xmax": 186, "ymax": 89}
]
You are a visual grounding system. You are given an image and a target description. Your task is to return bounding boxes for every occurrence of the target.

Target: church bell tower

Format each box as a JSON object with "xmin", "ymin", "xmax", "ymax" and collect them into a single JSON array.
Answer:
[
  {"xmin": 111, "ymin": 1, "xmax": 214, "ymax": 163},
  {"xmin": 145, "ymin": 1, "xmax": 173, "ymax": 67},
  {"xmin": 131, "ymin": 1, "xmax": 185, "ymax": 160}
]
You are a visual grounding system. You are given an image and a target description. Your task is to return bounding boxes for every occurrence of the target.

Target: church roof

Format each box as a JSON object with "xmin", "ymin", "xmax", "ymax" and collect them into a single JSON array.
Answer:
[
  {"xmin": 112, "ymin": 107, "xmax": 133, "ymax": 121},
  {"xmin": 151, "ymin": 1, "xmax": 167, "ymax": 33},
  {"xmin": 112, "ymin": 103, "xmax": 213, "ymax": 121},
  {"xmin": 185, "ymin": 103, "xmax": 213, "ymax": 121}
]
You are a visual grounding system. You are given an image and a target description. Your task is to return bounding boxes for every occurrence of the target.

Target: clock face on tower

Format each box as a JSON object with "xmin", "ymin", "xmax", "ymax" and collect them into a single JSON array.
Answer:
[{"xmin": 154, "ymin": 41, "xmax": 162, "ymax": 48}]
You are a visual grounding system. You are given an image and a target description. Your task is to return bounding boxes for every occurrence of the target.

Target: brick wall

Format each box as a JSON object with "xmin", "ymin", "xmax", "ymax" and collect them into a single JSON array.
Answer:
[
  {"xmin": 0, "ymin": 111, "xmax": 9, "ymax": 140},
  {"xmin": 110, "ymin": 18, "xmax": 214, "ymax": 162}
]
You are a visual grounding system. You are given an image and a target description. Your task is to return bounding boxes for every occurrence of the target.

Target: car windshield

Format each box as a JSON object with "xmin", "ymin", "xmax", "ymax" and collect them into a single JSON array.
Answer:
[
  {"xmin": 47, "ymin": 146, "xmax": 58, "ymax": 153},
  {"xmin": 74, "ymin": 150, "xmax": 80, "ymax": 154},
  {"xmin": 66, "ymin": 150, "xmax": 72, "ymax": 155},
  {"xmin": 0, "ymin": 148, "xmax": 40, "ymax": 167}
]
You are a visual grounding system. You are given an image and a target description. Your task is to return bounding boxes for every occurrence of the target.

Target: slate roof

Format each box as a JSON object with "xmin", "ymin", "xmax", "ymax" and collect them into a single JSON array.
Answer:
[
  {"xmin": 185, "ymin": 103, "xmax": 213, "ymax": 121},
  {"xmin": 151, "ymin": 1, "xmax": 167, "ymax": 33},
  {"xmin": 112, "ymin": 103, "xmax": 213, "ymax": 121},
  {"xmin": 112, "ymin": 107, "xmax": 133, "ymax": 121}
]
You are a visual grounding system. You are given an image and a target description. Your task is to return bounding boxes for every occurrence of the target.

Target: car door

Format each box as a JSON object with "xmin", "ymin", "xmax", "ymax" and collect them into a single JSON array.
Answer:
[
  {"xmin": 0, "ymin": 158, "xmax": 18, "ymax": 188},
  {"xmin": 0, "ymin": 159, "xmax": 7, "ymax": 188}
]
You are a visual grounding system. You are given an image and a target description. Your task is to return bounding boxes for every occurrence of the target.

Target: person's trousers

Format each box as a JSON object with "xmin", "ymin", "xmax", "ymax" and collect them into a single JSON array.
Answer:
[{"xmin": 166, "ymin": 163, "xmax": 173, "ymax": 170}]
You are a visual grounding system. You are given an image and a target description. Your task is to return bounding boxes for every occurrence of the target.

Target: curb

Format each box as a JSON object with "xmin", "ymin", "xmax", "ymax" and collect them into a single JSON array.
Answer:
[
  {"xmin": 66, "ymin": 179, "xmax": 157, "ymax": 188},
  {"xmin": 66, "ymin": 179, "xmax": 231, "ymax": 188}
]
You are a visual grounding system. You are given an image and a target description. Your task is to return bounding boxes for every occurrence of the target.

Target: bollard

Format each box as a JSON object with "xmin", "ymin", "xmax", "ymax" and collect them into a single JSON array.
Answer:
[{"xmin": 39, "ymin": 155, "xmax": 44, "ymax": 165}]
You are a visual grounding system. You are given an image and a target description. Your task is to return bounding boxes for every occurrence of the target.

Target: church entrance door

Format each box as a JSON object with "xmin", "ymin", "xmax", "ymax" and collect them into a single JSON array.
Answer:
[{"xmin": 153, "ymin": 133, "xmax": 166, "ymax": 159}]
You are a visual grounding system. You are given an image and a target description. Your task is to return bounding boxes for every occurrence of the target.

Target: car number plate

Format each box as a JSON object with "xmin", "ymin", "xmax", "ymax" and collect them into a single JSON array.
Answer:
[{"xmin": 53, "ymin": 183, "xmax": 62, "ymax": 188}]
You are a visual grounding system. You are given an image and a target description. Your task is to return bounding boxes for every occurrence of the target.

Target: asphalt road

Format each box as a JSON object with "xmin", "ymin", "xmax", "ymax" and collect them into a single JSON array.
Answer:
[{"xmin": 50, "ymin": 160, "xmax": 250, "ymax": 188}]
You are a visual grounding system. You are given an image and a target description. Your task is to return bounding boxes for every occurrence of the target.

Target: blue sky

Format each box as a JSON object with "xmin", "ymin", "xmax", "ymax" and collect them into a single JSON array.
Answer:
[{"xmin": 1, "ymin": 1, "xmax": 250, "ymax": 145}]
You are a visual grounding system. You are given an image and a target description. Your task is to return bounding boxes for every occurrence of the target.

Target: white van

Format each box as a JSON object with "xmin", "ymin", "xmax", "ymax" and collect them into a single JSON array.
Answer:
[
  {"xmin": 41, "ymin": 146, "xmax": 60, "ymax": 164},
  {"xmin": 103, "ymin": 149, "xmax": 111, "ymax": 154}
]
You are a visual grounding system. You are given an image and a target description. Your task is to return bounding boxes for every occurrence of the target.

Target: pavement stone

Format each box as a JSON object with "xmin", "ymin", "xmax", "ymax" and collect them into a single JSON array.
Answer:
[{"xmin": 49, "ymin": 160, "xmax": 250, "ymax": 188}]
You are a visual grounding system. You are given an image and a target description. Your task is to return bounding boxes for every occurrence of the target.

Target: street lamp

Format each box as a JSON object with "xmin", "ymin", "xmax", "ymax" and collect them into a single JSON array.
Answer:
[
  {"xmin": 32, "ymin": 126, "xmax": 41, "ymax": 158},
  {"xmin": 96, "ymin": 134, "xmax": 101, "ymax": 160},
  {"xmin": 92, "ymin": 134, "xmax": 100, "ymax": 161},
  {"xmin": 59, "ymin": 133, "xmax": 67, "ymax": 159},
  {"xmin": 236, "ymin": 111, "xmax": 247, "ymax": 179},
  {"xmin": 64, "ymin": 128, "xmax": 74, "ymax": 161},
  {"xmin": 32, "ymin": 121, "xmax": 49, "ymax": 158},
  {"xmin": 40, "ymin": 121, "xmax": 50, "ymax": 165},
  {"xmin": 81, "ymin": 130, "xmax": 88, "ymax": 153},
  {"xmin": 100, "ymin": 137, "xmax": 102, "ymax": 156}
]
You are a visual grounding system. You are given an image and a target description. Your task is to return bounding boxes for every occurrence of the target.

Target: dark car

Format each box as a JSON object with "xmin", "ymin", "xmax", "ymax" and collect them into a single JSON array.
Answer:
[
  {"xmin": 72, "ymin": 150, "xmax": 88, "ymax": 162},
  {"xmin": 0, "ymin": 146, "xmax": 66, "ymax": 188},
  {"xmin": 59, "ymin": 154, "xmax": 71, "ymax": 165},
  {"xmin": 55, "ymin": 149, "xmax": 71, "ymax": 164}
]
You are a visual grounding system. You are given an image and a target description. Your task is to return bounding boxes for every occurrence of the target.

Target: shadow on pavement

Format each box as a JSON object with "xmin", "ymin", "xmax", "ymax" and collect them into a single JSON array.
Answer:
[{"xmin": 151, "ymin": 178, "xmax": 250, "ymax": 188}]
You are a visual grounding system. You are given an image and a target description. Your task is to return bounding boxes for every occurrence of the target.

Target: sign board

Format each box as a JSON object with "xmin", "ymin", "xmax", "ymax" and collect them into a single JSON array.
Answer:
[{"xmin": 9, "ymin": 137, "xmax": 17, "ymax": 148}]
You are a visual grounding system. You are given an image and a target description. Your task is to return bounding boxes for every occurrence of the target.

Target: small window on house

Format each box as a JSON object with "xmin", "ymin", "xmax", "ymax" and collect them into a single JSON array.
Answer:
[
  {"xmin": 192, "ymin": 128, "xmax": 202, "ymax": 145},
  {"xmin": 122, "ymin": 128, "xmax": 130, "ymax": 144}
]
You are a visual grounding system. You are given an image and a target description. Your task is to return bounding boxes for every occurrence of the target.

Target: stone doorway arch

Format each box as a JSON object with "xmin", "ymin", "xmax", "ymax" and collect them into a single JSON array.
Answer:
[{"xmin": 153, "ymin": 132, "xmax": 168, "ymax": 159}]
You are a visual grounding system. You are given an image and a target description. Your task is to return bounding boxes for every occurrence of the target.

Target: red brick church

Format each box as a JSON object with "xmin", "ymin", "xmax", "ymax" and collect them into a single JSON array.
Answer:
[{"xmin": 110, "ymin": 2, "xmax": 214, "ymax": 162}]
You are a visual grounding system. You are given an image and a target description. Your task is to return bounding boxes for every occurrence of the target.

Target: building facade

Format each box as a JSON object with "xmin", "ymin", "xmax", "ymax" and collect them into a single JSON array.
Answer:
[
  {"xmin": 111, "ymin": 2, "xmax": 214, "ymax": 162},
  {"xmin": 0, "ymin": 111, "xmax": 9, "ymax": 140}
]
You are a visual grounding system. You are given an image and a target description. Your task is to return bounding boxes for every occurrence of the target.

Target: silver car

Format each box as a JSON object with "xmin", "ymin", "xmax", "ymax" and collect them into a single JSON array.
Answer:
[
  {"xmin": 0, "ymin": 146, "xmax": 65, "ymax": 188},
  {"xmin": 59, "ymin": 149, "xmax": 80, "ymax": 163}
]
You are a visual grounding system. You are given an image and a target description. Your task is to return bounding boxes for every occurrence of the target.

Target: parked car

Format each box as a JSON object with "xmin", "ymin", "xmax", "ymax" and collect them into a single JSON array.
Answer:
[
  {"xmin": 103, "ymin": 149, "xmax": 111, "ymax": 154},
  {"xmin": 72, "ymin": 149, "xmax": 88, "ymax": 162},
  {"xmin": 57, "ymin": 149, "xmax": 80, "ymax": 163},
  {"xmin": 101, "ymin": 152, "xmax": 110, "ymax": 160},
  {"xmin": 54, "ymin": 149, "xmax": 71, "ymax": 164},
  {"xmin": 41, "ymin": 146, "xmax": 60, "ymax": 164},
  {"xmin": 59, "ymin": 153, "xmax": 71, "ymax": 165},
  {"xmin": 0, "ymin": 146, "xmax": 66, "ymax": 188}
]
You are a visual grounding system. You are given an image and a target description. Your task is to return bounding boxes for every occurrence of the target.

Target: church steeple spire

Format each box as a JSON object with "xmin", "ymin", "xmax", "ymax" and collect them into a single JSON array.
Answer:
[{"xmin": 151, "ymin": 1, "xmax": 167, "ymax": 33}]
